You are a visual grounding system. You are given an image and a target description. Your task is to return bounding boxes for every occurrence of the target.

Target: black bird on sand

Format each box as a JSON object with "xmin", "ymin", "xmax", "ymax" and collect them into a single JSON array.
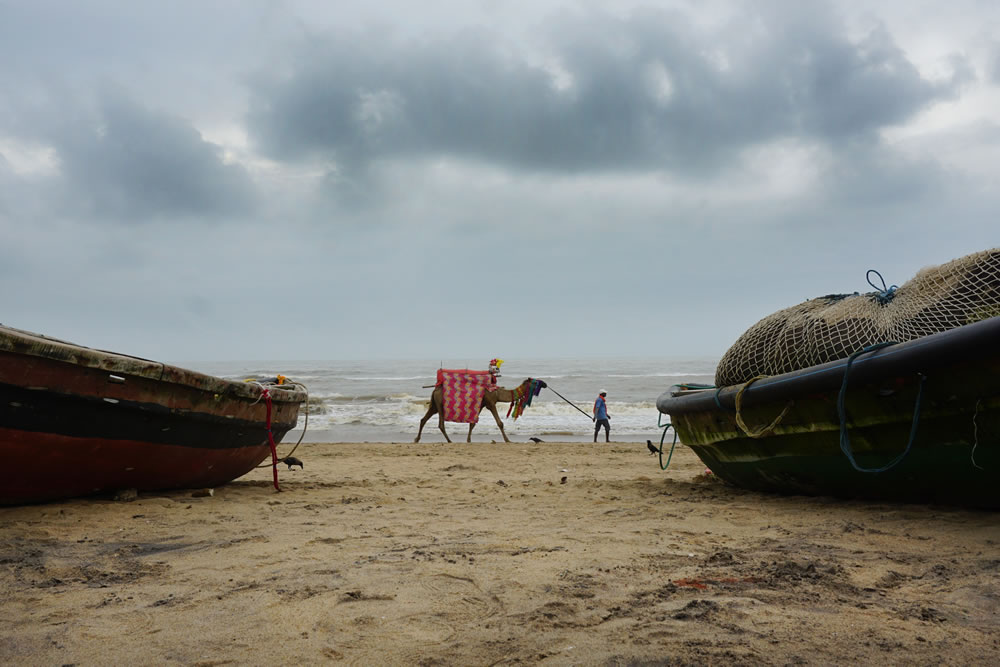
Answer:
[
  {"xmin": 283, "ymin": 456, "xmax": 304, "ymax": 470},
  {"xmin": 529, "ymin": 437, "xmax": 544, "ymax": 443},
  {"xmin": 646, "ymin": 440, "xmax": 659, "ymax": 455}
]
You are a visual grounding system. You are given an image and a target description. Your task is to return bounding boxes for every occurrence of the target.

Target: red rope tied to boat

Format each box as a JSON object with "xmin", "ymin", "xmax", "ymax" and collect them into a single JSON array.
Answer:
[{"xmin": 262, "ymin": 388, "xmax": 281, "ymax": 491}]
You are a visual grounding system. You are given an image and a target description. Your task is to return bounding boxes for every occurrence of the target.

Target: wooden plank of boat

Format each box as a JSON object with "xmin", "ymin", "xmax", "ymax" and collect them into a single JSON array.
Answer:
[
  {"xmin": 656, "ymin": 316, "xmax": 1000, "ymax": 508},
  {"xmin": 0, "ymin": 325, "xmax": 307, "ymax": 505}
]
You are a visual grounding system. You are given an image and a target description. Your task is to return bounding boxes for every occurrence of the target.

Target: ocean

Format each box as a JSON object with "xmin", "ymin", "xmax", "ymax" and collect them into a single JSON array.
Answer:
[{"xmin": 191, "ymin": 357, "xmax": 719, "ymax": 443}]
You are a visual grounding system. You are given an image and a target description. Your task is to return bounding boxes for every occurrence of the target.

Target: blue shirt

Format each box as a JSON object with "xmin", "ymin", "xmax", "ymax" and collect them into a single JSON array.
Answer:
[{"xmin": 594, "ymin": 395, "xmax": 608, "ymax": 420}]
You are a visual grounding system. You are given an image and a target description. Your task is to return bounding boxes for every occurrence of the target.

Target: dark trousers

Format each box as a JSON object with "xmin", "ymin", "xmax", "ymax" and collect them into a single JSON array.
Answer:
[{"xmin": 594, "ymin": 418, "xmax": 610, "ymax": 441}]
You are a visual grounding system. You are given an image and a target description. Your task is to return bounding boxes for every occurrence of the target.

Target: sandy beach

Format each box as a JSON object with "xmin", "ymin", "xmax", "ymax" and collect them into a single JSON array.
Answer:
[{"xmin": 2, "ymin": 439, "xmax": 999, "ymax": 665}]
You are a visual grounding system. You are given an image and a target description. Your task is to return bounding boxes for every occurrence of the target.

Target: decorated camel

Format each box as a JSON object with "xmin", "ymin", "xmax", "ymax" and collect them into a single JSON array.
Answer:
[{"xmin": 414, "ymin": 373, "xmax": 547, "ymax": 443}]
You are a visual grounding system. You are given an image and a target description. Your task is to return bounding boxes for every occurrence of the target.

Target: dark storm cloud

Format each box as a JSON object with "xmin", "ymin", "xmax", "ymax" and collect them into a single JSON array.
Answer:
[
  {"xmin": 48, "ymin": 92, "xmax": 257, "ymax": 221},
  {"xmin": 246, "ymin": 4, "xmax": 967, "ymax": 174},
  {"xmin": 2, "ymin": 87, "xmax": 256, "ymax": 223}
]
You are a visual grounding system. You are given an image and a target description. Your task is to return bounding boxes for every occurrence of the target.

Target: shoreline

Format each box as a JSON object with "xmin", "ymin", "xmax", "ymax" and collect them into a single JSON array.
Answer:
[
  {"xmin": 3, "ymin": 441, "xmax": 998, "ymax": 664},
  {"xmin": 286, "ymin": 426, "xmax": 665, "ymax": 444}
]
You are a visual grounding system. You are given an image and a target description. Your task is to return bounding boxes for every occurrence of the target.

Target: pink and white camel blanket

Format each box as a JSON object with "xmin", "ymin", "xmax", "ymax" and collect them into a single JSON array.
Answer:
[{"xmin": 436, "ymin": 369, "xmax": 497, "ymax": 424}]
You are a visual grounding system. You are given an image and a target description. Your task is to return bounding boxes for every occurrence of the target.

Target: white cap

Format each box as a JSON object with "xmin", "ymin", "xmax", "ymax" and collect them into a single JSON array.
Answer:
[{"xmin": 599, "ymin": 389, "xmax": 607, "ymax": 395}]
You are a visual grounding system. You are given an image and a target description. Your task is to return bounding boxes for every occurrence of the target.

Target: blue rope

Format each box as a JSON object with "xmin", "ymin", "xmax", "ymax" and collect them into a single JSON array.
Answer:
[
  {"xmin": 866, "ymin": 269, "xmax": 898, "ymax": 305},
  {"xmin": 837, "ymin": 342, "xmax": 925, "ymax": 473},
  {"xmin": 656, "ymin": 412, "xmax": 679, "ymax": 470}
]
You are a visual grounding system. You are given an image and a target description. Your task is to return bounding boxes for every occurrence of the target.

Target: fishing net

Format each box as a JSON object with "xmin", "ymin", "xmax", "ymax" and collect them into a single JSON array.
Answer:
[{"xmin": 715, "ymin": 248, "xmax": 1000, "ymax": 387}]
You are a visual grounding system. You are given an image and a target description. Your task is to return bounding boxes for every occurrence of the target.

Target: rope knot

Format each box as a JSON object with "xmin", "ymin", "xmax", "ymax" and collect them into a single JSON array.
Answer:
[{"xmin": 866, "ymin": 269, "xmax": 898, "ymax": 305}]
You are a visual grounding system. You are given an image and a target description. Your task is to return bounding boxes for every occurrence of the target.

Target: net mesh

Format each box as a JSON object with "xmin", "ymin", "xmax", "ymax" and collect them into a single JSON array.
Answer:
[{"xmin": 715, "ymin": 248, "xmax": 1000, "ymax": 387}]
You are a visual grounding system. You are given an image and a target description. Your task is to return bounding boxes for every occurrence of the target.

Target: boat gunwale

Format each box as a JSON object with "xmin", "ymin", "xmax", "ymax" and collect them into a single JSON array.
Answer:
[
  {"xmin": 657, "ymin": 315, "xmax": 1000, "ymax": 416},
  {"xmin": 0, "ymin": 325, "xmax": 307, "ymax": 404}
]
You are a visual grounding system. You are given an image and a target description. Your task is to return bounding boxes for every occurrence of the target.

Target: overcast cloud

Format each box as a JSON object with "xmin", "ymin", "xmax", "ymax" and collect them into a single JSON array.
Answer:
[{"xmin": 1, "ymin": 0, "xmax": 997, "ymax": 363}]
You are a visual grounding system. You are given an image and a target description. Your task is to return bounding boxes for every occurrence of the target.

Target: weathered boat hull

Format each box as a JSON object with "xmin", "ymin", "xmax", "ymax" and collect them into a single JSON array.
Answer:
[
  {"xmin": 0, "ymin": 325, "xmax": 306, "ymax": 505},
  {"xmin": 657, "ymin": 316, "xmax": 1000, "ymax": 508}
]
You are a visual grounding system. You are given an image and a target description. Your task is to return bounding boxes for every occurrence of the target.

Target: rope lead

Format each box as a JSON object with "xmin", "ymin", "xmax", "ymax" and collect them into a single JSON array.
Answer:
[
  {"xmin": 253, "ymin": 380, "xmax": 310, "ymax": 471},
  {"xmin": 545, "ymin": 384, "xmax": 595, "ymax": 421},
  {"xmin": 733, "ymin": 376, "xmax": 793, "ymax": 438},
  {"xmin": 838, "ymin": 342, "xmax": 924, "ymax": 473},
  {"xmin": 656, "ymin": 413, "xmax": 679, "ymax": 470},
  {"xmin": 262, "ymin": 388, "xmax": 281, "ymax": 492}
]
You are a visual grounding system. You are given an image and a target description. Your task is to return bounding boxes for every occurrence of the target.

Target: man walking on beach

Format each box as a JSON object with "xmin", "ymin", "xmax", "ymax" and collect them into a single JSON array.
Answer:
[{"xmin": 593, "ymin": 390, "xmax": 610, "ymax": 443}]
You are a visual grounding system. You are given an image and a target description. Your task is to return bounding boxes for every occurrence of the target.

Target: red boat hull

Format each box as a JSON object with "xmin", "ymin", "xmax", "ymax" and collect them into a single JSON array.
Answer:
[
  {"xmin": 1, "ymin": 428, "xmax": 273, "ymax": 503},
  {"xmin": 0, "ymin": 326, "xmax": 306, "ymax": 505}
]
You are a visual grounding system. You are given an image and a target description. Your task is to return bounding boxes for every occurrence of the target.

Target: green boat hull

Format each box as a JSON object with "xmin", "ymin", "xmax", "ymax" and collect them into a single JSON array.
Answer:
[{"xmin": 658, "ymin": 317, "xmax": 1000, "ymax": 508}]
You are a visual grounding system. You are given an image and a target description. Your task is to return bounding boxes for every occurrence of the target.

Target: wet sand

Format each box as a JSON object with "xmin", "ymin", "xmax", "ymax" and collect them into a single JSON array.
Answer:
[{"xmin": 2, "ymin": 440, "xmax": 999, "ymax": 665}]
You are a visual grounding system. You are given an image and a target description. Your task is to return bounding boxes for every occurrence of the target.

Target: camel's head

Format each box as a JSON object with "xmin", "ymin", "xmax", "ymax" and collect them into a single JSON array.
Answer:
[{"xmin": 509, "ymin": 378, "xmax": 546, "ymax": 421}]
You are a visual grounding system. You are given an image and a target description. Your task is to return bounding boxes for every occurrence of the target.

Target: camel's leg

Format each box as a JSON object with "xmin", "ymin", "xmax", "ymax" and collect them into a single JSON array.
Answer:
[
  {"xmin": 415, "ymin": 401, "xmax": 438, "ymax": 443},
  {"xmin": 468, "ymin": 405, "xmax": 488, "ymax": 443},
  {"xmin": 488, "ymin": 404, "xmax": 510, "ymax": 442},
  {"xmin": 437, "ymin": 410, "xmax": 451, "ymax": 443}
]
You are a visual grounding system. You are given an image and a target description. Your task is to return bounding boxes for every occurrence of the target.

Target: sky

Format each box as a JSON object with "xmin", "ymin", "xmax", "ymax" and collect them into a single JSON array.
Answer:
[{"xmin": 1, "ymin": 0, "xmax": 997, "ymax": 363}]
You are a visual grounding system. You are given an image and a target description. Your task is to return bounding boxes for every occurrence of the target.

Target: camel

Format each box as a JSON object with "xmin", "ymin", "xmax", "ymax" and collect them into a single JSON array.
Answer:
[{"xmin": 414, "ymin": 378, "xmax": 545, "ymax": 443}]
